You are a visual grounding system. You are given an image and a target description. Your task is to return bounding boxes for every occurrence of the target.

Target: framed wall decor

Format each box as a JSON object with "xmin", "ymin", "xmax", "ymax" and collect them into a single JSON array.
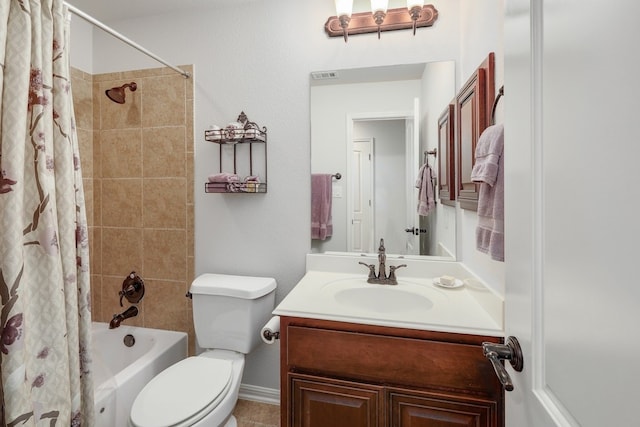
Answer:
[
  {"xmin": 456, "ymin": 53, "xmax": 495, "ymax": 211},
  {"xmin": 437, "ymin": 103, "xmax": 456, "ymax": 206}
]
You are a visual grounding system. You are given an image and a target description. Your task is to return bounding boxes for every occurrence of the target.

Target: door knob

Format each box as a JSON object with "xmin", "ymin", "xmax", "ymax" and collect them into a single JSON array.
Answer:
[
  {"xmin": 404, "ymin": 227, "xmax": 427, "ymax": 235},
  {"xmin": 482, "ymin": 336, "xmax": 523, "ymax": 392}
]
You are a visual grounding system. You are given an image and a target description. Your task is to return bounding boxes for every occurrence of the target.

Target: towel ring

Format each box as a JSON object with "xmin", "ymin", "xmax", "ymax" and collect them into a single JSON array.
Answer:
[{"xmin": 490, "ymin": 85, "xmax": 504, "ymax": 125}]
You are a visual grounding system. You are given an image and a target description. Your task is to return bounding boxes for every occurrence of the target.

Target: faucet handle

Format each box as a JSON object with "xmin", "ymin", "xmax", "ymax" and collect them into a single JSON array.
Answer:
[
  {"xmin": 119, "ymin": 272, "xmax": 145, "ymax": 306},
  {"xmin": 358, "ymin": 262, "xmax": 377, "ymax": 280},
  {"xmin": 388, "ymin": 264, "xmax": 407, "ymax": 283}
]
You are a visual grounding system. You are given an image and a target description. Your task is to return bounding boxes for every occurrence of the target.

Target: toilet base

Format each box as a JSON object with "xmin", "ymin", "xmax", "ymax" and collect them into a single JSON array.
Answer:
[{"xmin": 223, "ymin": 415, "xmax": 237, "ymax": 427}]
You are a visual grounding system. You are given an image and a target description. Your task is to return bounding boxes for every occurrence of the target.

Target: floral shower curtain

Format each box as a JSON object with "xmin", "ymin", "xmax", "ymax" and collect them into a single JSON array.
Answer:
[{"xmin": 0, "ymin": 0, "xmax": 94, "ymax": 425}]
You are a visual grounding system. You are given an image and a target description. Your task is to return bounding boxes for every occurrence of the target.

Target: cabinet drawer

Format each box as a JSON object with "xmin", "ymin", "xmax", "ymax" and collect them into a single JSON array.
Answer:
[{"xmin": 286, "ymin": 325, "xmax": 499, "ymax": 396}]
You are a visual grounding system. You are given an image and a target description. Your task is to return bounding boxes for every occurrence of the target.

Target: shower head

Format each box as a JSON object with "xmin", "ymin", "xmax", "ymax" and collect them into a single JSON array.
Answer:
[{"xmin": 105, "ymin": 82, "xmax": 137, "ymax": 104}]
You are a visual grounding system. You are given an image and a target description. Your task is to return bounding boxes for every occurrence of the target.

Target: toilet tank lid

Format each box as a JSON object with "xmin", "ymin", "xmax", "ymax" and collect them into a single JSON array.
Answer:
[{"xmin": 190, "ymin": 273, "xmax": 276, "ymax": 299}]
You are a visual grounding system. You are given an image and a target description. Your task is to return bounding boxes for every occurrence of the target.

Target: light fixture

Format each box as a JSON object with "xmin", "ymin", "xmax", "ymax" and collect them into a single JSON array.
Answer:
[
  {"xmin": 334, "ymin": 0, "xmax": 353, "ymax": 42},
  {"xmin": 370, "ymin": 0, "xmax": 388, "ymax": 39},
  {"xmin": 407, "ymin": 0, "xmax": 424, "ymax": 35},
  {"xmin": 325, "ymin": 3, "xmax": 438, "ymax": 42}
]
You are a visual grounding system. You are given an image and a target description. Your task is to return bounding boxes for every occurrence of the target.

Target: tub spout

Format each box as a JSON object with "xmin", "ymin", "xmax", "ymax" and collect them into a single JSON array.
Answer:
[{"xmin": 109, "ymin": 306, "xmax": 139, "ymax": 329}]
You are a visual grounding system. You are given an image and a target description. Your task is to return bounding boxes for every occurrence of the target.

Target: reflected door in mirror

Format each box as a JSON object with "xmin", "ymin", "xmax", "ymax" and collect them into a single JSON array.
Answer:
[{"xmin": 350, "ymin": 138, "xmax": 374, "ymax": 253}]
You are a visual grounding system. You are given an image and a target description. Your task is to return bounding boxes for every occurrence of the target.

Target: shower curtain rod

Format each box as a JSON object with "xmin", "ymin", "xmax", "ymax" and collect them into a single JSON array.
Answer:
[{"xmin": 64, "ymin": 2, "xmax": 191, "ymax": 79}]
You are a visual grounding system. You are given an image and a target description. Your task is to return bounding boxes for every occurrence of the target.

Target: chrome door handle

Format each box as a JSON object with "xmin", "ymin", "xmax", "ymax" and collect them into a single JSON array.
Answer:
[{"xmin": 482, "ymin": 336, "xmax": 523, "ymax": 392}]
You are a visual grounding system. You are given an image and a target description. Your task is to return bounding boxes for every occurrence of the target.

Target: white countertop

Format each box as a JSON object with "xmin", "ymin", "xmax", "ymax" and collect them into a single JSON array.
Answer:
[{"xmin": 273, "ymin": 255, "xmax": 504, "ymax": 337}]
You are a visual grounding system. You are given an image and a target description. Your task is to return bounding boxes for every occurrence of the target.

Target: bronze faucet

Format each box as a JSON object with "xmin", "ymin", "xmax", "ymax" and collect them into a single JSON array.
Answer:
[
  {"xmin": 119, "ymin": 272, "xmax": 145, "ymax": 307},
  {"xmin": 109, "ymin": 306, "xmax": 138, "ymax": 329},
  {"xmin": 359, "ymin": 239, "xmax": 407, "ymax": 285}
]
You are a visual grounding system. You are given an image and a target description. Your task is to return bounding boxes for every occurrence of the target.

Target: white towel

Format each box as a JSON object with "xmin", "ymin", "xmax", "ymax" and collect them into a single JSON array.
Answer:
[{"xmin": 471, "ymin": 124, "xmax": 504, "ymax": 262}]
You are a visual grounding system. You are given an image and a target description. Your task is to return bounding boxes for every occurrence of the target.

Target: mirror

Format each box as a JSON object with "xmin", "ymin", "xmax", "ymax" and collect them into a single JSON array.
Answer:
[{"xmin": 310, "ymin": 62, "xmax": 457, "ymax": 259}]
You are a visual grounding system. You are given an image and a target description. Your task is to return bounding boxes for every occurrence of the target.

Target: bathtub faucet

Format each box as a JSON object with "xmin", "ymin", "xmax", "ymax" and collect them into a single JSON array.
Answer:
[
  {"xmin": 109, "ymin": 306, "xmax": 139, "ymax": 329},
  {"xmin": 119, "ymin": 272, "xmax": 145, "ymax": 307}
]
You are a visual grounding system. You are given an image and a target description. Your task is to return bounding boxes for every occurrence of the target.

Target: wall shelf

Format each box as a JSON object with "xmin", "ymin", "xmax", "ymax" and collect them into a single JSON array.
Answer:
[{"xmin": 204, "ymin": 111, "xmax": 267, "ymax": 194}]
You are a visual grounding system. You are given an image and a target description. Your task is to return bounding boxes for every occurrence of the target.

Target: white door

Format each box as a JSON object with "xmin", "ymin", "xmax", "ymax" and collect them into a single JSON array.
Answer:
[
  {"xmin": 504, "ymin": 0, "xmax": 640, "ymax": 425},
  {"xmin": 349, "ymin": 138, "xmax": 374, "ymax": 253},
  {"xmin": 404, "ymin": 98, "xmax": 421, "ymax": 255}
]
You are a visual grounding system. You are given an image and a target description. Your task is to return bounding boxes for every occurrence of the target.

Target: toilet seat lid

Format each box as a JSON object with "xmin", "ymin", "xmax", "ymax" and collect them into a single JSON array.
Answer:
[{"xmin": 130, "ymin": 356, "xmax": 232, "ymax": 427}]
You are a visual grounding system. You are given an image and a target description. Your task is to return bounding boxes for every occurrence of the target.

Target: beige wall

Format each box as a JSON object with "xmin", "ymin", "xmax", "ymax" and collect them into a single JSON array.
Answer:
[{"xmin": 72, "ymin": 65, "xmax": 195, "ymax": 354}]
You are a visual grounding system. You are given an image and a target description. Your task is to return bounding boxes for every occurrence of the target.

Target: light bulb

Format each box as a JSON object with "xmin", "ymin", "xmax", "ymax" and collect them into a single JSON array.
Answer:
[
  {"xmin": 371, "ymin": 0, "xmax": 388, "ymax": 13},
  {"xmin": 334, "ymin": 0, "xmax": 353, "ymax": 17}
]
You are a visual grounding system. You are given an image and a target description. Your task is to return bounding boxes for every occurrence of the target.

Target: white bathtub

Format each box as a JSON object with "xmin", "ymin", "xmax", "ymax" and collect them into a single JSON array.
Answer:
[{"xmin": 92, "ymin": 322, "xmax": 188, "ymax": 427}]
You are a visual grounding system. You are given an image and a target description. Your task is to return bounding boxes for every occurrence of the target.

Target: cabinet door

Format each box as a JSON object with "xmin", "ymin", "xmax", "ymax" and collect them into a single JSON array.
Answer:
[
  {"xmin": 290, "ymin": 374, "xmax": 384, "ymax": 427},
  {"xmin": 389, "ymin": 390, "xmax": 500, "ymax": 427}
]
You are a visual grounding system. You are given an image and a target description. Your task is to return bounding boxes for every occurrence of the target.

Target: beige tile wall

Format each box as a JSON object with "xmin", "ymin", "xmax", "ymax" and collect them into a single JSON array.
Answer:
[{"xmin": 72, "ymin": 65, "xmax": 196, "ymax": 354}]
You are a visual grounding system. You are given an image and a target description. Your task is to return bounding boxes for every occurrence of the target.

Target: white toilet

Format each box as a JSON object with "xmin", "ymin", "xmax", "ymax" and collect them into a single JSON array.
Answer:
[{"xmin": 129, "ymin": 273, "xmax": 277, "ymax": 427}]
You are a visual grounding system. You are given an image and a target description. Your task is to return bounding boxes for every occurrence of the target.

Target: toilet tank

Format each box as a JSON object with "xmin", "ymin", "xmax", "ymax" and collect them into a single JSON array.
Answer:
[{"xmin": 190, "ymin": 274, "xmax": 276, "ymax": 354}]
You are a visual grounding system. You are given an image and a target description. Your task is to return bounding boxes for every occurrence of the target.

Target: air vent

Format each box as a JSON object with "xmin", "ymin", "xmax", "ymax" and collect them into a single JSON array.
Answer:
[{"xmin": 311, "ymin": 71, "xmax": 339, "ymax": 80}]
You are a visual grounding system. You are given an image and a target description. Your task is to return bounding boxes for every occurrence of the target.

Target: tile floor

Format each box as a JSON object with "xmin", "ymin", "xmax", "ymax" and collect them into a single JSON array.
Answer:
[{"xmin": 232, "ymin": 399, "xmax": 280, "ymax": 427}]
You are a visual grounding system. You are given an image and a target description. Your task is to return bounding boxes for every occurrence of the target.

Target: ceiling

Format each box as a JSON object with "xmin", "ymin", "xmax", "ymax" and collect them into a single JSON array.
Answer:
[{"xmin": 65, "ymin": 0, "xmax": 255, "ymax": 22}]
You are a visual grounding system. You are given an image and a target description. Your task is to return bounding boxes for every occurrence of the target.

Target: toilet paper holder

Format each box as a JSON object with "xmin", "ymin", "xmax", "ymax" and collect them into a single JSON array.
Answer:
[
  {"xmin": 261, "ymin": 316, "xmax": 281, "ymax": 344},
  {"xmin": 262, "ymin": 329, "xmax": 279, "ymax": 341}
]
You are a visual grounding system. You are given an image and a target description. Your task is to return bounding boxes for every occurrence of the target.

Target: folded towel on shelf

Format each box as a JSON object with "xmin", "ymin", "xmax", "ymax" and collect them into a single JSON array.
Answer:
[
  {"xmin": 207, "ymin": 172, "xmax": 242, "ymax": 192},
  {"xmin": 245, "ymin": 175, "xmax": 260, "ymax": 192},
  {"xmin": 205, "ymin": 125, "xmax": 222, "ymax": 141},
  {"xmin": 244, "ymin": 128, "xmax": 257, "ymax": 139},
  {"xmin": 208, "ymin": 172, "xmax": 239, "ymax": 183},
  {"xmin": 471, "ymin": 124, "xmax": 504, "ymax": 262},
  {"xmin": 415, "ymin": 163, "xmax": 436, "ymax": 216},
  {"xmin": 224, "ymin": 122, "xmax": 244, "ymax": 141},
  {"xmin": 311, "ymin": 174, "xmax": 333, "ymax": 240}
]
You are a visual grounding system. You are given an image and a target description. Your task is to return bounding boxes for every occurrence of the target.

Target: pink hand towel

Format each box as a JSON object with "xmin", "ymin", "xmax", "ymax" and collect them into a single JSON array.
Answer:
[
  {"xmin": 311, "ymin": 174, "xmax": 333, "ymax": 240},
  {"xmin": 471, "ymin": 124, "xmax": 504, "ymax": 262},
  {"xmin": 208, "ymin": 172, "xmax": 239, "ymax": 183},
  {"xmin": 208, "ymin": 172, "xmax": 241, "ymax": 192},
  {"xmin": 415, "ymin": 163, "xmax": 436, "ymax": 216}
]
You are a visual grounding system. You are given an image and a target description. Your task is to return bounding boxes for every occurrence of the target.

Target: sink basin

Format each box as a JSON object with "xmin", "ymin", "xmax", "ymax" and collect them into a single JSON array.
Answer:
[
  {"xmin": 321, "ymin": 278, "xmax": 446, "ymax": 314},
  {"xmin": 334, "ymin": 287, "xmax": 432, "ymax": 313}
]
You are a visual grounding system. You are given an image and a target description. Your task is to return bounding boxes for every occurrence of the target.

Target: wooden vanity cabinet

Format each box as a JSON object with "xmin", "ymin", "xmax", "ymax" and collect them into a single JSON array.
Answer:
[{"xmin": 280, "ymin": 316, "xmax": 504, "ymax": 427}]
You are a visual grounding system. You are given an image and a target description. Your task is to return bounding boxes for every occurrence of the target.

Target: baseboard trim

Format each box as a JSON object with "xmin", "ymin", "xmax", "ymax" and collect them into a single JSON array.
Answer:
[{"xmin": 238, "ymin": 383, "xmax": 280, "ymax": 405}]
